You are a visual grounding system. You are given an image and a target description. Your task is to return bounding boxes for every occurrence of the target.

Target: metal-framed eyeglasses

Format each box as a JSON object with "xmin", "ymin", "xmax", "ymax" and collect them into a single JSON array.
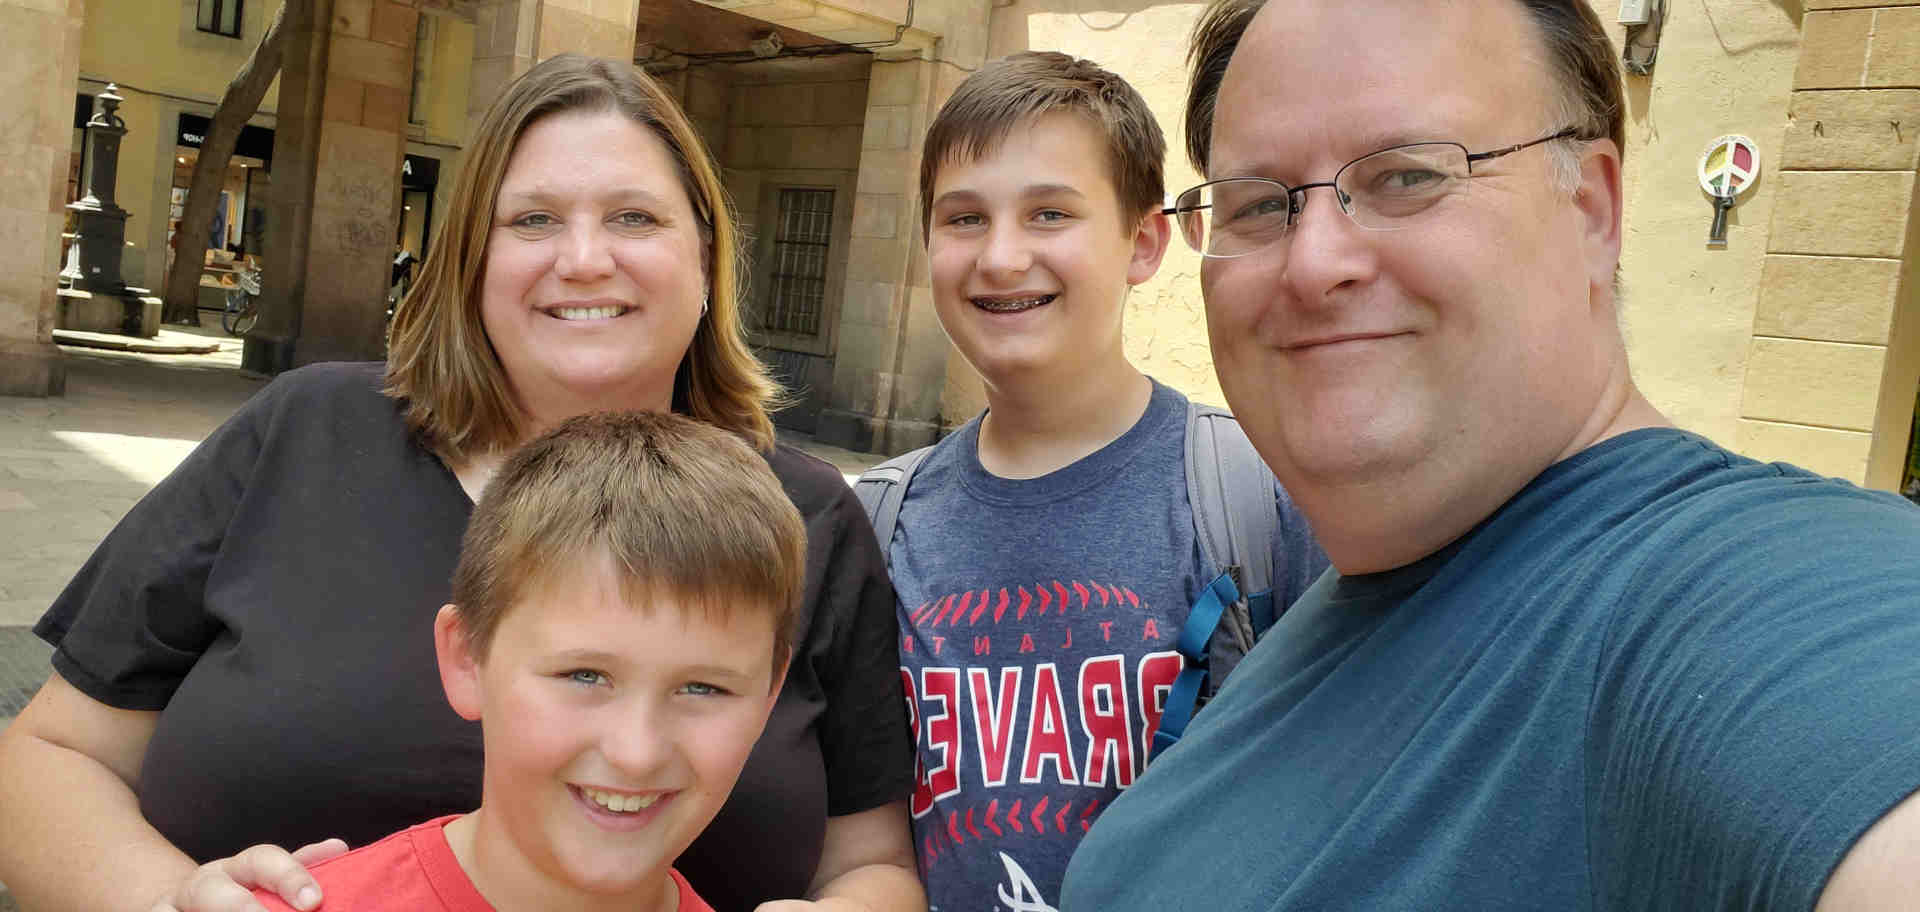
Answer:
[{"xmin": 1163, "ymin": 127, "xmax": 1583, "ymax": 259}]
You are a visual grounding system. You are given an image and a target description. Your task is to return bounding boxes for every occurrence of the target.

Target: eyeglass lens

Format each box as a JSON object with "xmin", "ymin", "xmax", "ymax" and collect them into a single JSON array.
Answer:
[{"xmin": 1174, "ymin": 143, "xmax": 1470, "ymax": 257}]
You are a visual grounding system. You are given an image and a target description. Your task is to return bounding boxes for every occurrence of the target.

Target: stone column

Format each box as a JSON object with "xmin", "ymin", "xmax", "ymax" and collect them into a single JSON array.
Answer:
[
  {"xmin": 1735, "ymin": 2, "xmax": 1920, "ymax": 488},
  {"xmin": 0, "ymin": 0, "xmax": 82, "ymax": 397},
  {"xmin": 468, "ymin": 0, "xmax": 642, "ymax": 134},
  {"xmin": 249, "ymin": 0, "xmax": 424, "ymax": 370},
  {"xmin": 815, "ymin": 54, "xmax": 953, "ymax": 454}
]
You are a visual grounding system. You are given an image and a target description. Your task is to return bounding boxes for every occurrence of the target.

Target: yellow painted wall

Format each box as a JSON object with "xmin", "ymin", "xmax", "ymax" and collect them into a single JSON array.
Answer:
[
  {"xmin": 421, "ymin": 14, "xmax": 476, "ymax": 145},
  {"xmin": 1591, "ymin": 1, "xmax": 1803, "ymax": 449},
  {"xmin": 414, "ymin": 13, "xmax": 476, "ymax": 255}
]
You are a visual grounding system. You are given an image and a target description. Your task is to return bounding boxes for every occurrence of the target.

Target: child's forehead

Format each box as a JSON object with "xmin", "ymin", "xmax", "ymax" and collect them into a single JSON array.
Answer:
[
  {"xmin": 501, "ymin": 566, "xmax": 775, "ymax": 642},
  {"xmin": 934, "ymin": 112, "xmax": 1120, "ymax": 196},
  {"xmin": 948, "ymin": 110, "xmax": 1108, "ymax": 165}
]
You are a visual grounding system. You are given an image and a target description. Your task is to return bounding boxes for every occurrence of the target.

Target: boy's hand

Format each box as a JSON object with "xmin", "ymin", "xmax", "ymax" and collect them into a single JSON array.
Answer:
[{"xmin": 148, "ymin": 839, "xmax": 348, "ymax": 912}]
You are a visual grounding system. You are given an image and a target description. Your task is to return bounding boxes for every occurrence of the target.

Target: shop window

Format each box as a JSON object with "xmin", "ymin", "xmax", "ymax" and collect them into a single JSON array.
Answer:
[
  {"xmin": 765, "ymin": 188, "xmax": 834, "ymax": 337},
  {"xmin": 196, "ymin": 0, "xmax": 243, "ymax": 37}
]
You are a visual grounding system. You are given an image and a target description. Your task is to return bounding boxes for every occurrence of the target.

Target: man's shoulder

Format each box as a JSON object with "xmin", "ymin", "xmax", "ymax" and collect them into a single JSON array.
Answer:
[
  {"xmin": 1641, "ymin": 434, "xmax": 1913, "ymax": 546},
  {"xmin": 1574, "ymin": 429, "xmax": 1920, "ymax": 599}
]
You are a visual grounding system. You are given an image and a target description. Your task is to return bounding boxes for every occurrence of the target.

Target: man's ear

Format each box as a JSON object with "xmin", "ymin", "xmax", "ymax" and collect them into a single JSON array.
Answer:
[
  {"xmin": 1572, "ymin": 138, "xmax": 1624, "ymax": 300},
  {"xmin": 435, "ymin": 605, "xmax": 484, "ymax": 722},
  {"xmin": 1127, "ymin": 209, "xmax": 1174, "ymax": 286}
]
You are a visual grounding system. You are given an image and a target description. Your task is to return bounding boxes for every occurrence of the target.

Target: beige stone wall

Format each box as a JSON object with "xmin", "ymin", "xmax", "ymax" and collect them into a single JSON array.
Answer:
[
  {"xmin": 716, "ymin": 56, "xmax": 869, "ymax": 330},
  {"xmin": 416, "ymin": 12, "xmax": 478, "ymax": 146},
  {"xmin": 291, "ymin": 0, "xmax": 423, "ymax": 363},
  {"xmin": 468, "ymin": 0, "xmax": 643, "ymax": 135},
  {"xmin": 0, "ymin": 0, "xmax": 84, "ymax": 395},
  {"xmin": 663, "ymin": 57, "xmax": 866, "ymax": 428},
  {"xmin": 1734, "ymin": 1, "xmax": 1920, "ymax": 487},
  {"xmin": 1589, "ymin": 2, "xmax": 1804, "ymax": 450},
  {"xmin": 819, "ymin": 54, "xmax": 954, "ymax": 450},
  {"xmin": 412, "ymin": 13, "xmax": 477, "ymax": 250}
]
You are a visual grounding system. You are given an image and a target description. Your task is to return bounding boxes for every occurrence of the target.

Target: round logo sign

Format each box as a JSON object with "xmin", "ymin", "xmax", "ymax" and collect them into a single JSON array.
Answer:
[{"xmin": 1698, "ymin": 135, "xmax": 1760, "ymax": 199}]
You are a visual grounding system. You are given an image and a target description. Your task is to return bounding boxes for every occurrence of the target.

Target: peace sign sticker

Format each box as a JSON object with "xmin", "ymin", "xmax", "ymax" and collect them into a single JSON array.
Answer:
[{"xmin": 1698, "ymin": 135, "xmax": 1760, "ymax": 199}]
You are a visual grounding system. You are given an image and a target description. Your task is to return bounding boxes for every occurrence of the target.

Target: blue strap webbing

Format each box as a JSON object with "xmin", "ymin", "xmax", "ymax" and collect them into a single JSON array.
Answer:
[
  {"xmin": 1249, "ymin": 590, "xmax": 1277, "ymax": 638},
  {"xmin": 1152, "ymin": 571, "xmax": 1242, "ymax": 761}
]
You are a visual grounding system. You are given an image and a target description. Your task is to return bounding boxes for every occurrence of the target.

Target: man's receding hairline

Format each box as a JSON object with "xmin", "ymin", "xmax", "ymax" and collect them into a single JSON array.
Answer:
[
  {"xmin": 1209, "ymin": 0, "xmax": 1569, "ymax": 147},
  {"xmin": 1192, "ymin": 0, "xmax": 1610, "ymax": 179}
]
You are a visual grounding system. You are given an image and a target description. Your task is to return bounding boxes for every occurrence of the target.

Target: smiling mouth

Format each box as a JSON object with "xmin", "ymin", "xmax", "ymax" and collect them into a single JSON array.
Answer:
[
  {"xmin": 1288, "ymin": 331, "xmax": 1411, "ymax": 351},
  {"xmin": 577, "ymin": 785, "xmax": 669, "ymax": 814},
  {"xmin": 971, "ymin": 294, "xmax": 1056, "ymax": 314},
  {"xmin": 547, "ymin": 305, "xmax": 632, "ymax": 321}
]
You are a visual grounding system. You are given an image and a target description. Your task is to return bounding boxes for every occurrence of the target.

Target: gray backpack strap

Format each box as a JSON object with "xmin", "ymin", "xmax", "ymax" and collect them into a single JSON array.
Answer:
[
  {"xmin": 853, "ymin": 445, "xmax": 936, "ymax": 569},
  {"xmin": 1184, "ymin": 401, "xmax": 1280, "ymax": 684}
]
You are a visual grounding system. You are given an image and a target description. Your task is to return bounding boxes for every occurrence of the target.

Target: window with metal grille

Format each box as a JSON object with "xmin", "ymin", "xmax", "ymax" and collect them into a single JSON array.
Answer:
[
  {"xmin": 765, "ymin": 188, "xmax": 834, "ymax": 337},
  {"xmin": 196, "ymin": 0, "xmax": 243, "ymax": 37}
]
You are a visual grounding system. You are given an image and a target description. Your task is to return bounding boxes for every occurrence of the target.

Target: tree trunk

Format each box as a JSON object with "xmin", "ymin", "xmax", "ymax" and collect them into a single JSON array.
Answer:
[{"xmin": 161, "ymin": 1, "xmax": 294, "ymax": 326}]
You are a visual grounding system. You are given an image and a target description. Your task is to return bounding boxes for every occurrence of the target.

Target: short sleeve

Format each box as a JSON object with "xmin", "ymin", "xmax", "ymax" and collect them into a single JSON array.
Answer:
[
  {"xmin": 811, "ymin": 483, "xmax": 916, "ymax": 817},
  {"xmin": 1269, "ymin": 481, "xmax": 1331, "ymax": 611},
  {"xmin": 1588, "ymin": 484, "xmax": 1920, "ymax": 910},
  {"xmin": 33, "ymin": 377, "xmax": 282, "ymax": 710}
]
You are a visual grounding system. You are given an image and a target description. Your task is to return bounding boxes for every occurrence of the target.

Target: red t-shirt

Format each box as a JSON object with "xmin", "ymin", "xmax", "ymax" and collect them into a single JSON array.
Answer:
[{"xmin": 254, "ymin": 815, "xmax": 714, "ymax": 912}]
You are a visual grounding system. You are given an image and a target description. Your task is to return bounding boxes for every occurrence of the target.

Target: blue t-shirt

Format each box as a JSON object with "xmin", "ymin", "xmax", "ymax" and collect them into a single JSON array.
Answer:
[
  {"xmin": 1062, "ymin": 428, "xmax": 1920, "ymax": 911},
  {"xmin": 891, "ymin": 380, "xmax": 1327, "ymax": 912}
]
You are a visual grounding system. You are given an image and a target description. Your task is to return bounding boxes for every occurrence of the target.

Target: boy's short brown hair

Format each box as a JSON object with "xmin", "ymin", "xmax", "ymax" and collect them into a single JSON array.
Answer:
[
  {"xmin": 918, "ymin": 51, "xmax": 1167, "ymax": 239},
  {"xmin": 450, "ymin": 411, "xmax": 805, "ymax": 680}
]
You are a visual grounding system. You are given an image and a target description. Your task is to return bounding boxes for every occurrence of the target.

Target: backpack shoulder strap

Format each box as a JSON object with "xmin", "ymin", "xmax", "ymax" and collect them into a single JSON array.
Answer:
[
  {"xmin": 853, "ymin": 445, "xmax": 936, "ymax": 569},
  {"xmin": 1153, "ymin": 402, "xmax": 1282, "ymax": 762},
  {"xmin": 1185, "ymin": 401, "xmax": 1281, "ymax": 634}
]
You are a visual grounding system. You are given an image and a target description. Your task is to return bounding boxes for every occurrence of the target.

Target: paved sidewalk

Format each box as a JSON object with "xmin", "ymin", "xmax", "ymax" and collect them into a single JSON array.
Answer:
[{"xmin": 0, "ymin": 334, "xmax": 884, "ymax": 733}]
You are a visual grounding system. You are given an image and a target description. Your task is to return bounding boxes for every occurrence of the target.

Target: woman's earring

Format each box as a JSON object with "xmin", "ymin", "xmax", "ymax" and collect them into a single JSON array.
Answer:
[{"xmin": 701, "ymin": 292, "xmax": 710, "ymax": 316}]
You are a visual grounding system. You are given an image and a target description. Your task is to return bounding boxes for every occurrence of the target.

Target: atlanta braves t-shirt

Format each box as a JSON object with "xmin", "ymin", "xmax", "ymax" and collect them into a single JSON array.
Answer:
[{"xmin": 889, "ymin": 380, "xmax": 1327, "ymax": 912}]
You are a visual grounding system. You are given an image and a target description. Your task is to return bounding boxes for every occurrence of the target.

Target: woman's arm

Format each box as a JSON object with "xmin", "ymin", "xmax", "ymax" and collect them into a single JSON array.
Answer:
[
  {"xmin": 757, "ymin": 801, "xmax": 924, "ymax": 912},
  {"xmin": 0, "ymin": 672, "xmax": 194, "ymax": 909},
  {"xmin": 0, "ymin": 674, "xmax": 336, "ymax": 912}
]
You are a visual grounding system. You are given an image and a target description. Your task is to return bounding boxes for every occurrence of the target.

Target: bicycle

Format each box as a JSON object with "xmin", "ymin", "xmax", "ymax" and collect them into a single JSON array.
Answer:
[{"xmin": 223, "ymin": 260, "xmax": 261, "ymax": 336}]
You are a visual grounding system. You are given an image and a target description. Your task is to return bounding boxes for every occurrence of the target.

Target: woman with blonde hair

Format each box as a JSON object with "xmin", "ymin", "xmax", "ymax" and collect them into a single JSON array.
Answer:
[{"xmin": 0, "ymin": 54, "xmax": 920, "ymax": 912}]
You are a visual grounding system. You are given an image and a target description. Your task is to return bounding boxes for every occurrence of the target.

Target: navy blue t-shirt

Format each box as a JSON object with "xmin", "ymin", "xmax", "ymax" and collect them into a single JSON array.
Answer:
[
  {"xmin": 1063, "ymin": 428, "xmax": 1920, "ymax": 911},
  {"xmin": 892, "ymin": 380, "xmax": 1327, "ymax": 912}
]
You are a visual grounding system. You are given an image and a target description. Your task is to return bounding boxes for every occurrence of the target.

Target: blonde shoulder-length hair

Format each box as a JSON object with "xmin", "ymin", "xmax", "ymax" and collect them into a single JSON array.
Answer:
[{"xmin": 385, "ymin": 53, "xmax": 778, "ymax": 459}]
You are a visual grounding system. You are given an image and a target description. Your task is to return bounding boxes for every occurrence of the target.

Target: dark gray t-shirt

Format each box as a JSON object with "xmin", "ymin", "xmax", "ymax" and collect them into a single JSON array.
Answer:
[
  {"xmin": 891, "ymin": 380, "xmax": 1327, "ymax": 912},
  {"xmin": 36, "ymin": 362, "xmax": 913, "ymax": 912},
  {"xmin": 1063, "ymin": 428, "xmax": 1920, "ymax": 911}
]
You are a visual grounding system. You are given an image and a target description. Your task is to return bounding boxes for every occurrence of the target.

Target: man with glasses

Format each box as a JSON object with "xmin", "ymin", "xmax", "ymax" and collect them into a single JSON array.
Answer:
[{"xmin": 1061, "ymin": 1, "xmax": 1920, "ymax": 908}]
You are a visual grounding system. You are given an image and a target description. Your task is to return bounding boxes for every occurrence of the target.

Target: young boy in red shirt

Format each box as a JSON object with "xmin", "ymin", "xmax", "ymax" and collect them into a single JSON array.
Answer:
[{"xmin": 256, "ymin": 411, "xmax": 806, "ymax": 912}]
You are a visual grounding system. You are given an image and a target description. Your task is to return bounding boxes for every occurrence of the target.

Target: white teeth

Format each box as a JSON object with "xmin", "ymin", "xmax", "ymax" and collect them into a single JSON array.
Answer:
[
  {"xmin": 552, "ymin": 305, "xmax": 625, "ymax": 321},
  {"xmin": 582, "ymin": 786, "xmax": 660, "ymax": 813},
  {"xmin": 972, "ymin": 294, "xmax": 1054, "ymax": 313}
]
